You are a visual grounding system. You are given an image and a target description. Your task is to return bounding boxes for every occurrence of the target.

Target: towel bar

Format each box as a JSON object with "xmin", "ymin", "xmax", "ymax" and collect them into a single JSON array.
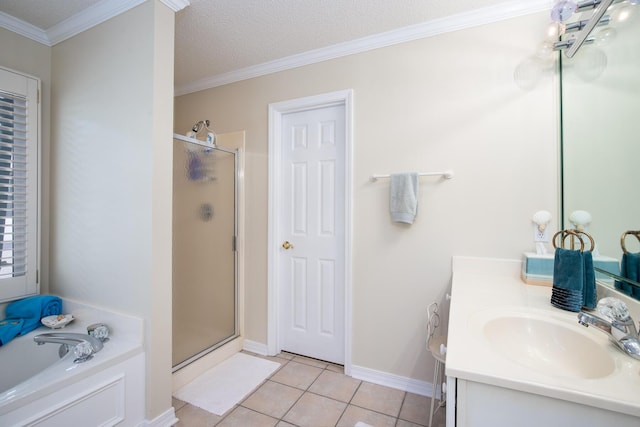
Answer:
[{"xmin": 369, "ymin": 170, "xmax": 454, "ymax": 182}]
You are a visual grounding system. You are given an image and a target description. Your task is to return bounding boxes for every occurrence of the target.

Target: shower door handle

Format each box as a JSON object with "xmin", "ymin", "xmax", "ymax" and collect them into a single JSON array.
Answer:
[{"xmin": 282, "ymin": 241, "xmax": 294, "ymax": 250}]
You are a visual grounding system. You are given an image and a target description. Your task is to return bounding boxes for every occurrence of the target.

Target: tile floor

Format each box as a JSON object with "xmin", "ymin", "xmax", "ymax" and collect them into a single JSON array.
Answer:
[{"xmin": 173, "ymin": 351, "xmax": 446, "ymax": 427}]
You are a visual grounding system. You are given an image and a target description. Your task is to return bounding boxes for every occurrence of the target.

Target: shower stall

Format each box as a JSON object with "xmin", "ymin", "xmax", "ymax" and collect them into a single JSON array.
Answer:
[{"xmin": 172, "ymin": 132, "xmax": 240, "ymax": 371}]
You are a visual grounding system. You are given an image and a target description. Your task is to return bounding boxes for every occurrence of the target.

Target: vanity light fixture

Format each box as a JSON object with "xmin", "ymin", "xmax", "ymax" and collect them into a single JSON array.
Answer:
[
  {"xmin": 551, "ymin": 0, "xmax": 615, "ymax": 57},
  {"xmin": 515, "ymin": 0, "xmax": 634, "ymax": 89}
]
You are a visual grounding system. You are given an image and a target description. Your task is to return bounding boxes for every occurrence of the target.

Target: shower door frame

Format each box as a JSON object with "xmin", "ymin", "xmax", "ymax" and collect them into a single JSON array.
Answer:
[{"xmin": 171, "ymin": 134, "xmax": 240, "ymax": 372}]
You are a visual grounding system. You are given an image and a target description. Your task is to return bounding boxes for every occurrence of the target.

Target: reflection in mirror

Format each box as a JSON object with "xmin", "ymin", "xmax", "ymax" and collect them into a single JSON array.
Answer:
[{"xmin": 561, "ymin": 2, "xmax": 640, "ymax": 294}]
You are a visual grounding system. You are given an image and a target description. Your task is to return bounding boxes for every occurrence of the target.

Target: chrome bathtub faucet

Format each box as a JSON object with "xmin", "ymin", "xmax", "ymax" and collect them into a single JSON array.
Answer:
[
  {"xmin": 33, "ymin": 332, "xmax": 104, "ymax": 363},
  {"xmin": 578, "ymin": 297, "xmax": 640, "ymax": 360}
]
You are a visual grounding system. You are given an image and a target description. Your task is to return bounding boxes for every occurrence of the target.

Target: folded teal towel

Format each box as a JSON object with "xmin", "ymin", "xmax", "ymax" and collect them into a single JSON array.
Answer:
[
  {"xmin": 0, "ymin": 318, "xmax": 24, "ymax": 346},
  {"xmin": 4, "ymin": 295, "xmax": 62, "ymax": 337},
  {"xmin": 616, "ymin": 253, "xmax": 640, "ymax": 300},
  {"xmin": 553, "ymin": 248, "xmax": 584, "ymax": 293},
  {"xmin": 582, "ymin": 251, "xmax": 597, "ymax": 309},
  {"xmin": 623, "ymin": 252, "xmax": 640, "ymax": 282},
  {"xmin": 390, "ymin": 173, "xmax": 419, "ymax": 224}
]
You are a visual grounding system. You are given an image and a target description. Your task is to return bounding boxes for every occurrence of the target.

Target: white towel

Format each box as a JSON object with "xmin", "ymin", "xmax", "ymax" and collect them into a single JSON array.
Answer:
[{"xmin": 389, "ymin": 172, "xmax": 418, "ymax": 224}]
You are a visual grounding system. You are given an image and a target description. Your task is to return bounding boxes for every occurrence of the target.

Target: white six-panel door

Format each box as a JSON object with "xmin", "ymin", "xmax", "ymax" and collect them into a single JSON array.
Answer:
[{"xmin": 278, "ymin": 104, "xmax": 345, "ymax": 364}]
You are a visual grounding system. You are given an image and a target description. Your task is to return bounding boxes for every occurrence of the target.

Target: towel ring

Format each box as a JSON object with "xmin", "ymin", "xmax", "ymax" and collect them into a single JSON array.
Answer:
[
  {"xmin": 620, "ymin": 231, "xmax": 640, "ymax": 254},
  {"xmin": 553, "ymin": 229, "xmax": 585, "ymax": 252},
  {"xmin": 572, "ymin": 229, "xmax": 595, "ymax": 252}
]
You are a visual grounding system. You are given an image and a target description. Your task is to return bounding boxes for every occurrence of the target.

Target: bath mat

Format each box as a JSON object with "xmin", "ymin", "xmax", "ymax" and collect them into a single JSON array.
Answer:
[{"xmin": 173, "ymin": 353, "xmax": 281, "ymax": 415}]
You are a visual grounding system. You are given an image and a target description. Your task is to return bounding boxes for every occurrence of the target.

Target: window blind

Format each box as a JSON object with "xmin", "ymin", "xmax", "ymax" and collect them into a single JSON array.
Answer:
[{"xmin": 0, "ymin": 91, "xmax": 28, "ymax": 280}]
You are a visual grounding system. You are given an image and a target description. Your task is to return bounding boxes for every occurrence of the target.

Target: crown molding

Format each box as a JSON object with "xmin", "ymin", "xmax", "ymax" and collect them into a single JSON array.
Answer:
[
  {"xmin": 0, "ymin": 11, "xmax": 49, "ymax": 45},
  {"xmin": 159, "ymin": 0, "xmax": 190, "ymax": 12},
  {"xmin": 174, "ymin": 0, "xmax": 551, "ymax": 96},
  {"xmin": 0, "ymin": 0, "xmax": 190, "ymax": 46},
  {"xmin": 0, "ymin": 0, "xmax": 550, "ymax": 95},
  {"xmin": 47, "ymin": 0, "xmax": 147, "ymax": 45}
]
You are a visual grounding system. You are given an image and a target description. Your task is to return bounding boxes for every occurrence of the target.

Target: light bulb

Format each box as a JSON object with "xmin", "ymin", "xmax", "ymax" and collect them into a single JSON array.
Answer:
[
  {"xmin": 546, "ymin": 22, "xmax": 566, "ymax": 40},
  {"xmin": 593, "ymin": 26, "xmax": 617, "ymax": 46},
  {"xmin": 536, "ymin": 41, "xmax": 555, "ymax": 59},
  {"xmin": 610, "ymin": 4, "xmax": 634, "ymax": 25},
  {"xmin": 514, "ymin": 57, "xmax": 543, "ymax": 91},
  {"xmin": 572, "ymin": 48, "xmax": 608, "ymax": 82}
]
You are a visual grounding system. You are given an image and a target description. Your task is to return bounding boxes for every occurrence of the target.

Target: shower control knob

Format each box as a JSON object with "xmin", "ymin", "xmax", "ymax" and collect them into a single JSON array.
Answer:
[{"xmin": 282, "ymin": 241, "xmax": 294, "ymax": 250}]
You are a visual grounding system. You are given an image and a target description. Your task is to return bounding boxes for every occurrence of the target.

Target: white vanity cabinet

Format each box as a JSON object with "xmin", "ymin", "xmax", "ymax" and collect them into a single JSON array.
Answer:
[
  {"xmin": 445, "ymin": 257, "xmax": 640, "ymax": 427},
  {"xmin": 452, "ymin": 379, "xmax": 639, "ymax": 427}
]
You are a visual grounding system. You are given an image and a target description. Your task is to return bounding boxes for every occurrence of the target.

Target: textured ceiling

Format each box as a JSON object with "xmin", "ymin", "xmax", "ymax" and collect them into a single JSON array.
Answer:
[
  {"xmin": 0, "ymin": 0, "xmax": 517, "ymax": 89},
  {"xmin": 0, "ymin": 0, "xmax": 101, "ymax": 29},
  {"xmin": 173, "ymin": 0, "xmax": 509, "ymax": 87}
]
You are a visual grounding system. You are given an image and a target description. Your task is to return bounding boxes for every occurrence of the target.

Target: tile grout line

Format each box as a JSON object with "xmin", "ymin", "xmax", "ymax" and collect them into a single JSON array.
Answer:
[
  {"xmin": 276, "ymin": 354, "xmax": 352, "ymax": 427},
  {"xmin": 258, "ymin": 354, "xmax": 404, "ymax": 427},
  {"xmin": 278, "ymin": 363, "xmax": 310, "ymax": 426},
  {"xmin": 191, "ymin": 352, "xmax": 431, "ymax": 427},
  {"xmin": 332, "ymin": 375, "xmax": 363, "ymax": 427},
  {"xmin": 217, "ymin": 355, "xmax": 296, "ymax": 426},
  {"xmin": 284, "ymin": 358, "xmax": 405, "ymax": 427},
  {"xmin": 394, "ymin": 392, "xmax": 407, "ymax": 427},
  {"xmin": 264, "ymin": 355, "xmax": 332, "ymax": 425}
]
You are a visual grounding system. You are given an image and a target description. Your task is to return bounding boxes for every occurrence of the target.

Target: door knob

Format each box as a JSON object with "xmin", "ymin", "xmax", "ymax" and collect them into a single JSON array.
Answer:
[{"xmin": 282, "ymin": 241, "xmax": 294, "ymax": 250}]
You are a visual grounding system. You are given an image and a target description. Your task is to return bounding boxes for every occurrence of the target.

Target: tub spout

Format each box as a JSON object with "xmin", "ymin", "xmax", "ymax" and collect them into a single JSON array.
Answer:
[{"xmin": 34, "ymin": 332, "xmax": 103, "ymax": 363}]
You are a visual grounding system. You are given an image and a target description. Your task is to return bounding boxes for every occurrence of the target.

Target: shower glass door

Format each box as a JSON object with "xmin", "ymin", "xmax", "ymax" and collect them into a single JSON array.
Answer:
[{"xmin": 172, "ymin": 137, "xmax": 238, "ymax": 370}]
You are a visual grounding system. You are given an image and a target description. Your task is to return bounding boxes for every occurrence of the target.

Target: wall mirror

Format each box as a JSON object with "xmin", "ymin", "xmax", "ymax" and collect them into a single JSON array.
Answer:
[{"xmin": 561, "ymin": 2, "xmax": 640, "ymax": 290}]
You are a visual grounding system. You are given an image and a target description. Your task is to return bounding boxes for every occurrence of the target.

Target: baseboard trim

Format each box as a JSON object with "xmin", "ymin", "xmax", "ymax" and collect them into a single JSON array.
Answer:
[
  {"xmin": 350, "ymin": 365, "xmax": 435, "ymax": 398},
  {"xmin": 138, "ymin": 407, "xmax": 178, "ymax": 427},
  {"xmin": 241, "ymin": 342, "xmax": 436, "ymax": 398},
  {"xmin": 243, "ymin": 339, "xmax": 269, "ymax": 356}
]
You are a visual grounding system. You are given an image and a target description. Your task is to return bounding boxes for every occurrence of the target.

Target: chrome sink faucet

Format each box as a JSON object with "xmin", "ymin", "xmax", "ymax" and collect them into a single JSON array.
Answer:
[
  {"xmin": 578, "ymin": 297, "xmax": 640, "ymax": 360},
  {"xmin": 34, "ymin": 332, "xmax": 104, "ymax": 363}
]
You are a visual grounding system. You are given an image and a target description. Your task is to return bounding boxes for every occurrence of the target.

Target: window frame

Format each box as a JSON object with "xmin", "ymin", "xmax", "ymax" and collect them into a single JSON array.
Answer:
[{"xmin": 0, "ymin": 66, "xmax": 40, "ymax": 303}]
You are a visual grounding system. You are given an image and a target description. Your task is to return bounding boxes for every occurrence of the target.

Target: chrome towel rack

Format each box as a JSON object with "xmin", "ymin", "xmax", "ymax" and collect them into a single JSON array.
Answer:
[{"xmin": 369, "ymin": 170, "xmax": 454, "ymax": 182}]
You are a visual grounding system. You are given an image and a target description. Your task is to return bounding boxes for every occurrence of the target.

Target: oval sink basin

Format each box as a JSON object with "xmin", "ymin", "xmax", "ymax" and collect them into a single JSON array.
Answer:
[{"xmin": 483, "ymin": 315, "xmax": 615, "ymax": 379}]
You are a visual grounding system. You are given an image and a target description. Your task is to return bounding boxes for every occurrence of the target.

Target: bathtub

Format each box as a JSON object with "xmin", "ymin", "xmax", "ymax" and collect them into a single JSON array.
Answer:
[{"xmin": 0, "ymin": 298, "xmax": 145, "ymax": 426}]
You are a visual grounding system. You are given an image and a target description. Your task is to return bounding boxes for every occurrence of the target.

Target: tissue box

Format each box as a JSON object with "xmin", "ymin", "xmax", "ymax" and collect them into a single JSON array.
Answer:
[
  {"xmin": 521, "ymin": 252, "xmax": 555, "ymax": 286},
  {"xmin": 593, "ymin": 255, "xmax": 621, "ymax": 285},
  {"xmin": 522, "ymin": 252, "xmax": 621, "ymax": 286}
]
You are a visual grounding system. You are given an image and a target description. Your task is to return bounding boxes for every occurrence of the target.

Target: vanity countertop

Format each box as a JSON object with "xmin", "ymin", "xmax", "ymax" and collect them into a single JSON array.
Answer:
[{"xmin": 446, "ymin": 256, "xmax": 640, "ymax": 418}]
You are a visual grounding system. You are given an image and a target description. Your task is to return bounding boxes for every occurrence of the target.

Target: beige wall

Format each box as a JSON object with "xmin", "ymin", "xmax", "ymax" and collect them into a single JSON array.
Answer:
[
  {"xmin": 175, "ymin": 11, "xmax": 559, "ymax": 382},
  {"xmin": 0, "ymin": 27, "xmax": 51, "ymax": 295},
  {"xmin": 149, "ymin": 1, "xmax": 175, "ymax": 418},
  {"xmin": 0, "ymin": 0, "xmax": 560, "ymax": 408},
  {"xmin": 49, "ymin": 1, "xmax": 174, "ymax": 420}
]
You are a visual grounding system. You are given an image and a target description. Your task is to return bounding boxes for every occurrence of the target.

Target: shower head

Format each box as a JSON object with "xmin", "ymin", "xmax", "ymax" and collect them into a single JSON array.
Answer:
[
  {"xmin": 191, "ymin": 120, "xmax": 210, "ymax": 133},
  {"xmin": 187, "ymin": 119, "xmax": 216, "ymax": 148}
]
